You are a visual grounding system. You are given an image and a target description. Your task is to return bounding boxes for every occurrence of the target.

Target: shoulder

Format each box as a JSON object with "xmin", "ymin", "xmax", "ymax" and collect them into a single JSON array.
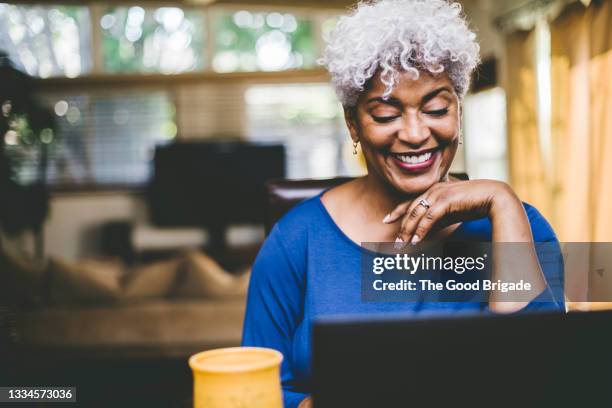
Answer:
[
  {"xmin": 273, "ymin": 195, "xmax": 326, "ymax": 244},
  {"xmin": 254, "ymin": 196, "xmax": 325, "ymax": 276}
]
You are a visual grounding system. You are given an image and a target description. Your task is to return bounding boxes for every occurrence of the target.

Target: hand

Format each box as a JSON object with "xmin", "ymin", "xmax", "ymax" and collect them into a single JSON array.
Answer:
[
  {"xmin": 383, "ymin": 179, "xmax": 519, "ymax": 244},
  {"xmin": 384, "ymin": 179, "xmax": 546, "ymax": 313},
  {"xmin": 298, "ymin": 396, "xmax": 313, "ymax": 408}
]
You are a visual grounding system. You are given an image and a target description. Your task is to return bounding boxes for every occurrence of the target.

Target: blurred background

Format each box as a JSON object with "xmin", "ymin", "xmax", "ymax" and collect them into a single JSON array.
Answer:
[{"xmin": 0, "ymin": 0, "xmax": 610, "ymax": 406}]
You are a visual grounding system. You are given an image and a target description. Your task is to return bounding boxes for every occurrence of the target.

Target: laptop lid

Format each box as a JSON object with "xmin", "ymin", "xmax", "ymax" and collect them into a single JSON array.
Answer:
[{"xmin": 313, "ymin": 310, "xmax": 612, "ymax": 407}]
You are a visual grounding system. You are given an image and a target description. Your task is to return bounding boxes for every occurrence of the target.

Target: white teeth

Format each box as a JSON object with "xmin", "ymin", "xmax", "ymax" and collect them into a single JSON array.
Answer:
[{"xmin": 397, "ymin": 151, "xmax": 432, "ymax": 164}]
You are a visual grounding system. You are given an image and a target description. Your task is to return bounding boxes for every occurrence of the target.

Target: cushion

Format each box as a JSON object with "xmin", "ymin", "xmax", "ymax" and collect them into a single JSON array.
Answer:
[
  {"xmin": 122, "ymin": 257, "xmax": 183, "ymax": 301},
  {"xmin": 177, "ymin": 251, "xmax": 250, "ymax": 299},
  {"xmin": 47, "ymin": 257, "xmax": 124, "ymax": 305}
]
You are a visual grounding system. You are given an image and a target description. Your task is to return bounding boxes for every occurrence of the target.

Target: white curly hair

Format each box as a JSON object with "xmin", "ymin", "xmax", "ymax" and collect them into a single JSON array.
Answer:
[{"xmin": 320, "ymin": 0, "xmax": 480, "ymax": 107}]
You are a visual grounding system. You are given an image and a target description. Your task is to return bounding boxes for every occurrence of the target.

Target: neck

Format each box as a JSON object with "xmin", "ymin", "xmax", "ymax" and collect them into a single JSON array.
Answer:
[
  {"xmin": 355, "ymin": 171, "xmax": 452, "ymax": 219},
  {"xmin": 355, "ymin": 173, "xmax": 419, "ymax": 221}
]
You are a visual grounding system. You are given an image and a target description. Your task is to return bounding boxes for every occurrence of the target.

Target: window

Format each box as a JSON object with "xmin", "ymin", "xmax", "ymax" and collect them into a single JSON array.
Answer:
[
  {"xmin": 245, "ymin": 83, "xmax": 363, "ymax": 179},
  {"xmin": 213, "ymin": 10, "xmax": 316, "ymax": 72},
  {"xmin": 321, "ymin": 16, "xmax": 338, "ymax": 41},
  {"xmin": 463, "ymin": 87, "xmax": 508, "ymax": 181},
  {"xmin": 100, "ymin": 6, "xmax": 206, "ymax": 74},
  {"xmin": 10, "ymin": 92, "xmax": 176, "ymax": 186},
  {"xmin": 0, "ymin": 4, "xmax": 93, "ymax": 77},
  {"xmin": 0, "ymin": 4, "xmax": 334, "ymax": 77},
  {"xmin": 1, "ymin": 3, "xmax": 346, "ymax": 188}
]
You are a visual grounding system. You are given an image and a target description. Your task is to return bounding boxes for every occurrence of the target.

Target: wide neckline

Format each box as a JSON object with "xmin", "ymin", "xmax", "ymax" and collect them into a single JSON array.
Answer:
[{"xmin": 313, "ymin": 192, "xmax": 466, "ymax": 254}]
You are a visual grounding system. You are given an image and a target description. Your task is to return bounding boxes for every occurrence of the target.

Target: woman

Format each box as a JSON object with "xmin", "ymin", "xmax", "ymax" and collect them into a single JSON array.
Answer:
[{"xmin": 242, "ymin": 1, "xmax": 563, "ymax": 407}]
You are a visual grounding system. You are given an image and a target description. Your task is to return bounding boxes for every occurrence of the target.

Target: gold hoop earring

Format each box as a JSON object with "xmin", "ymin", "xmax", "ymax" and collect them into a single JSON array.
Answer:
[{"xmin": 353, "ymin": 140, "xmax": 359, "ymax": 155}]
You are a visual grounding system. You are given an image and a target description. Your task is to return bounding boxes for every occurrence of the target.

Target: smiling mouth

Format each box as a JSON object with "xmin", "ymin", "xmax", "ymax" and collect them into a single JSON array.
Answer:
[{"xmin": 390, "ymin": 148, "xmax": 439, "ymax": 171}]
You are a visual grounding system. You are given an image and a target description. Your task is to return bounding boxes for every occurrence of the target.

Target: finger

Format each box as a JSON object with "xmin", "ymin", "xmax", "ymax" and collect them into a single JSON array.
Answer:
[
  {"xmin": 412, "ymin": 203, "xmax": 446, "ymax": 244},
  {"xmin": 383, "ymin": 201, "xmax": 411, "ymax": 224},
  {"xmin": 385, "ymin": 183, "xmax": 444, "ymax": 224},
  {"xmin": 396, "ymin": 196, "xmax": 431, "ymax": 244}
]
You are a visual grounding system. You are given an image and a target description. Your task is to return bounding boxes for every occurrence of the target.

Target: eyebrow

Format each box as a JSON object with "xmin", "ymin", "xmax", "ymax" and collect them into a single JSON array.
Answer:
[{"xmin": 366, "ymin": 86, "xmax": 452, "ymax": 106}]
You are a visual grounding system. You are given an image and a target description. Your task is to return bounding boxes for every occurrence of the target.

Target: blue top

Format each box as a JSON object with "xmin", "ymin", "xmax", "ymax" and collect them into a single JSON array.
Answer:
[{"xmin": 241, "ymin": 194, "xmax": 564, "ymax": 408}]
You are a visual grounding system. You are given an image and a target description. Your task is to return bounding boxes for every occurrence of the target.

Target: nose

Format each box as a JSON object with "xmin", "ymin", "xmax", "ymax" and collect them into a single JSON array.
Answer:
[{"xmin": 396, "ymin": 112, "xmax": 430, "ymax": 147}]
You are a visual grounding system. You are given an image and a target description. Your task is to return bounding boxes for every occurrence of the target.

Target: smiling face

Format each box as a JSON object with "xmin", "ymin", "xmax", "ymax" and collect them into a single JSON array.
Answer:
[{"xmin": 345, "ymin": 70, "xmax": 461, "ymax": 196}]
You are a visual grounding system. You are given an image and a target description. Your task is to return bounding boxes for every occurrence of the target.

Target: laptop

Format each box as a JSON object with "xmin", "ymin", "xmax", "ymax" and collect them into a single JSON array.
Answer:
[{"xmin": 313, "ymin": 310, "xmax": 612, "ymax": 407}]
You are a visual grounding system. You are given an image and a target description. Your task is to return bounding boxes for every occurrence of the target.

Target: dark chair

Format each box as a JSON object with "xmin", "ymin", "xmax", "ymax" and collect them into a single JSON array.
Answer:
[{"xmin": 265, "ymin": 173, "xmax": 468, "ymax": 233}]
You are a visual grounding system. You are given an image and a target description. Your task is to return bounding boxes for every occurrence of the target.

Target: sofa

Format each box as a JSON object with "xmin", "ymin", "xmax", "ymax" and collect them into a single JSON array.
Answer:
[{"xmin": 1, "ymin": 247, "xmax": 249, "ymax": 361}]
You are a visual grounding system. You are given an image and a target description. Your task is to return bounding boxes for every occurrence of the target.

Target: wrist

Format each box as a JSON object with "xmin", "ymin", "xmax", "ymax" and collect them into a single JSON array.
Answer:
[
  {"xmin": 488, "ymin": 182, "xmax": 534, "ymax": 242},
  {"xmin": 489, "ymin": 182, "xmax": 523, "ymax": 219}
]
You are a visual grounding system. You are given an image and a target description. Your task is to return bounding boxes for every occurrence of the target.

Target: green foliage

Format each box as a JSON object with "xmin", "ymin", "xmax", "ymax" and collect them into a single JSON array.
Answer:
[
  {"xmin": 101, "ymin": 7, "xmax": 206, "ymax": 74},
  {"xmin": 214, "ymin": 11, "xmax": 316, "ymax": 71}
]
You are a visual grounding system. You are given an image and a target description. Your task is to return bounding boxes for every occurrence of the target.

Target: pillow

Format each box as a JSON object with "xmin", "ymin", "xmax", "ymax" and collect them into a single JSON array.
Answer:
[
  {"xmin": 122, "ymin": 257, "xmax": 183, "ymax": 301},
  {"xmin": 47, "ymin": 257, "xmax": 124, "ymax": 305},
  {"xmin": 177, "ymin": 251, "xmax": 250, "ymax": 299}
]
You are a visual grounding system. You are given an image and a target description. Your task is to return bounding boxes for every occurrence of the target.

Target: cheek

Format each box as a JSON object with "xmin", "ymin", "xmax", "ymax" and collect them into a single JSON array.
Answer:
[
  {"xmin": 359, "ymin": 122, "xmax": 396, "ymax": 148},
  {"xmin": 429, "ymin": 118, "xmax": 460, "ymax": 142}
]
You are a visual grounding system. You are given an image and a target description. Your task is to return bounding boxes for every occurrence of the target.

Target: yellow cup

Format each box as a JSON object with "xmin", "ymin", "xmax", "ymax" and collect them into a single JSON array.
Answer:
[{"xmin": 189, "ymin": 347, "xmax": 284, "ymax": 408}]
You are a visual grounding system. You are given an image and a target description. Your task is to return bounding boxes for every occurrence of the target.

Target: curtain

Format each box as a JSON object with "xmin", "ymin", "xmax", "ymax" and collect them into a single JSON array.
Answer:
[
  {"xmin": 550, "ymin": 4, "xmax": 591, "ymax": 242},
  {"xmin": 551, "ymin": 0, "xmax": 612, "ymax": 242},
  {"xmin": 549, "ymin": 0, "xmax": 612, "ymax": 309},
  {"xmin": 506, "ymin": 1, "xmax": 612, "ymax": 308},
  {"xmin": 507, "ymin": 0, "xmax": 612, "ymax": 241},
  {"xmin": 587, "ymin": 0, "xmax": 612, "ymax": 242},
  {"xmin": 505, "ymin": 30, "xmax": 553, "ymax": 220}
]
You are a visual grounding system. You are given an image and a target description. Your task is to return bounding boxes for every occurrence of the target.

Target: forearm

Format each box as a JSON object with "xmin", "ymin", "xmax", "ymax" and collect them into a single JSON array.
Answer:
[
  {"xmin": 488, "ymin": 190, "xmax": 547, "ymax": 312},
  {"xmin": 298, "ymin": 395, "xmax": 313, "ymax": 408}
]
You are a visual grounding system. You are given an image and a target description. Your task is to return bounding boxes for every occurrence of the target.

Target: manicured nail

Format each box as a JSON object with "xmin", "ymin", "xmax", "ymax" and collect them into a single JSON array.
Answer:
[
  {"xmin": 382, "ymin": 214, "xmax": 391, "ymax": 223},
  {"xmin": 411, "ymin": 235, "xmax": 420, "ymax": 245},
  {"xmin": 394, "ymin": 237, "xmax": 404, "ymax": 250}
]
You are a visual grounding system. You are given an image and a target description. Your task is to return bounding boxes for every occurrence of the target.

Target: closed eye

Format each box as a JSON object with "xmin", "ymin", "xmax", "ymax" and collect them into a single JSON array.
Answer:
[
  {"xmin": 372, "ymin": 115, "xmax": 400, "ymax": 123},
  {"xmin": 424, "ymin": 108, "xmax": 448, "ymax": 117}
]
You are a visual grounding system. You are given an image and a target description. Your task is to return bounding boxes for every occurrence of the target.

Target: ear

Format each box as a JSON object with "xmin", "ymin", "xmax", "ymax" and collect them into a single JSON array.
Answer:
[
  {"xmin": 460, "ymin": 102, "xmax": 464, "ymax": 131},
  {"xmin": 343, "ymin": 105, "xmax": 360, "ymax": 142}
]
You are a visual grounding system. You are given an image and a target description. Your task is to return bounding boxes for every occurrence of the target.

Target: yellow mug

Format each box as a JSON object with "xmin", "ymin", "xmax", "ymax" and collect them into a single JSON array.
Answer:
[{"xmin": 189, "ymin": 347, "xmax": 283, "ymax": 408}]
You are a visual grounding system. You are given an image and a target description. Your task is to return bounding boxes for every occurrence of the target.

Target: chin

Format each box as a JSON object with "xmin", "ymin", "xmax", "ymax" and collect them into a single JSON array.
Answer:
[
  {"xmin": 382, "ymin": 156, "xmax": 447, "ymax": 196},
  {"xmin": 391, "ymin": 175, "xmax": 438, "ymax": 196}
]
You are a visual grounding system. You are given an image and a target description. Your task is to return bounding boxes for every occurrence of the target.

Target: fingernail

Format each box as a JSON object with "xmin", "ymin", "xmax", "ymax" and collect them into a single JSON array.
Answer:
[
  {"xmin": 394, "ymin": 237, "xmax": 404, "ymax": 250},
  {"xmin": 382, "ymin": 214, "xmax": 391, "ymax": 223},
  {"xmin": 411, "ymin": 235, "xmax": 420, "ymax": 245}
]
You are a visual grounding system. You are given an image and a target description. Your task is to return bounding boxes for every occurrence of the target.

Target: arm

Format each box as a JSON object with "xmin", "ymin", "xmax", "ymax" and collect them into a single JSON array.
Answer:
[
  {"xmin": 516, "ymin": 204, "xmax": 565, "ymax": 311},
  {"xmin": 241, "ymin": 224, "xmax": 309, "ymax": 408},
  {"xmin": 299, "ymin": 396, "xmax": 313, "ymax": 408},
  {"xmin": 385, "ymin": 180, "xmax": 558, "ymax": 313},
  {"xmin": 486, "ymin": 187, "xmax": 546, "ymax": 312}
]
